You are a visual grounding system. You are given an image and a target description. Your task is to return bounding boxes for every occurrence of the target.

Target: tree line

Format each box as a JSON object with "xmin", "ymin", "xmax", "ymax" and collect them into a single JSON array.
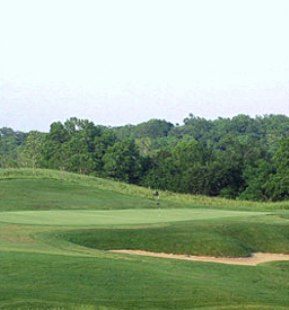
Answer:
[{"xmin": 1, "ymin": 114, "xmax": 289, "ymax": 201}]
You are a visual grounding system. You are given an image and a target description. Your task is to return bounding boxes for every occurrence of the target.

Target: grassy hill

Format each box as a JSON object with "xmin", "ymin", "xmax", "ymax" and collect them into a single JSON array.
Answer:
[
  {"xmin": 1, "ymin": 168, "xmax": 289, "ymax": 309},
  {"xmin": 2, "ymin": 168, "xmax": 289, "ymax": 211}
]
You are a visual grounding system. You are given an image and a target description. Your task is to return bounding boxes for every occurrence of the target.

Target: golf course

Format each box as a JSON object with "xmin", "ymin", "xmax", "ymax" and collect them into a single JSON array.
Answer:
[{"xmin": 1, "ymin": 169, "xmax": 289, "ymax": 309}]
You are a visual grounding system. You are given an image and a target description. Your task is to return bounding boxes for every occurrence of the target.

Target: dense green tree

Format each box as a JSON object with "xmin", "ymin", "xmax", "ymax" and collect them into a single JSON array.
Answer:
[
  {"xmin": 240, "ymin": 160, "xmax": 274, "ymax": 201},
  {"xmin": 141, "ymin": 148, "xmax": 177, "ymax": 190},
  {"xmin": 103, "ymin": 139, "xmax": 143, "ymax": 184},
  {"xmin": 266, "ymin": 138, "xmax": 289, "ymax": 201},
  {"xmin": 0, "ymin": 127, "xmax": 27, "ymax": 168},
  {"xmin": 62, "ymin": 132, "xmax": 95, "ymax": 174},
  {"xmin": 171, "ymin": 114, "xmax": 213, "ymax": 141},
  {"xmin": 41, "ymin": 122, "xmax": 69, "ymax": 170},
  {"xmin": 114, "ymin": 119, "xmax": 174, "ymax": 140},
  {"xmin": 20, "ymin": 131, "xmax": 45, "ymax": 171},
  {"xmin": 3, "ymin": 114, "xmax": 289, "ymax": 202},
  {"xmin": 61, "ymin": 118, "xmax": 103, "ymax": 174},
  {"xmin": 93, "ymin": 128, "xmax": 117, "ymax": 174},
  {"xmin": 142, "ymin": 139, "xmax": 212, "ymax": 194}
]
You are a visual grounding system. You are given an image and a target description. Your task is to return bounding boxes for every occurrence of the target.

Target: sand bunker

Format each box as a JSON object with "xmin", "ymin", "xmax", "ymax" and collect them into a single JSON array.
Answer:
[{"xmin": 111, "ymin": 250, "xmax": 289, "ymax": 266}]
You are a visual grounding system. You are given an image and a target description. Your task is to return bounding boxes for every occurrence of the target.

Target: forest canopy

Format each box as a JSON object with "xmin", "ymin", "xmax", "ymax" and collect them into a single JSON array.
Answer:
[{"xmin": 1, "ymin": 114, "xmax": 289, "ymax": 202}]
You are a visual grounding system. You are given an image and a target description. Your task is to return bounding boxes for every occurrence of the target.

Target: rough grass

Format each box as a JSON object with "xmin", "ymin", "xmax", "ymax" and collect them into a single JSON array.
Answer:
[{"xmin": 59, "ymin": 215, "xmax": 289, "ymax": 257}]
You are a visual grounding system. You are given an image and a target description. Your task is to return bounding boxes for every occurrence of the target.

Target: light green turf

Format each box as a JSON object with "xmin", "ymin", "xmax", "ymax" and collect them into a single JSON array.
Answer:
[{"xmin": 0, "ymin": 209, "xmax": 267, "ymax": 226}]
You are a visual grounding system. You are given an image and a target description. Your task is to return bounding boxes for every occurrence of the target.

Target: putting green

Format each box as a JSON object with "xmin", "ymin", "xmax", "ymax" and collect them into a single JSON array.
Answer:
[{"xmin": 0, "ymin": 209, "xmax": 267, "ymax": 226}]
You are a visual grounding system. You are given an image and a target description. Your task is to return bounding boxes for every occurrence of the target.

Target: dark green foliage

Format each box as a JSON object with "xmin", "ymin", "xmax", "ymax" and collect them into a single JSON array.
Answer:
[
  {"xmin": 114, "ymin": 119, "xmax": 174, "ymax": 140},
  {"xmin": 103, "ymin": 139, "xmax": 143, "ymax": 183},
  {"xmin": 142, "ymin": 114, "xmax": 289, "ymax": 200},
  {"xmin": 0, "ymin": 127, "xmax": 27, "ymax": 168},
  {"xmin": 20, "ymin": 131, "xmax": 46, "ymax": 170},
  {"xmin": 171, "ymin": 114, "xmax": 213, "ymax": 141},
  {"xmin": 3, "ymin": 114, "xmax": 289, "ymax": 201},
  {"xmin": 240, "ymin": 160, "xmax": 275, "ymax": 201}
]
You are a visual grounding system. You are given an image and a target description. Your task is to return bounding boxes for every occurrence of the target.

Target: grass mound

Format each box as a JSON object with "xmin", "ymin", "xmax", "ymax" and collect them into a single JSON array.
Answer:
[
  {"xmin": 0, "ymin": 178, "xmax": 158, "ymax": 211},
  {"xmin": 60, "ymin": 217, "xmax": 289, "ymax": 257}
]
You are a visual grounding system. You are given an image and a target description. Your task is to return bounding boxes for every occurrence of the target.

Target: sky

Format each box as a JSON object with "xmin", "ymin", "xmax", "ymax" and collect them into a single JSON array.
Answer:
[{"xmin": 0, "ymin": 0, "xmax": 289, "ymax": 132}]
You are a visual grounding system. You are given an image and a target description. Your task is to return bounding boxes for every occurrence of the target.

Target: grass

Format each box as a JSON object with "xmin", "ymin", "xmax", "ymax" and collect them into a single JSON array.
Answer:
[
  {"xmin": 60, "ymin": 216, "xmax": 289, "ymax": 257},
  {"xmin": 1, "ymin": 168, "xmax": 289, "ymax": 309},
  {"xmin": 2, "ymin": 252, "xmax": 289, "ymax": 309},
  {"xmin": 0, "ymin": 178, "xmax": 160, "ymax": 211},
  {"xmin": 0, "ymin": 209, "xmax": 265, "ymax": 226},
  {"xmin": 2, "ymin": 168, "xmax": 289, "ymax": 211}
]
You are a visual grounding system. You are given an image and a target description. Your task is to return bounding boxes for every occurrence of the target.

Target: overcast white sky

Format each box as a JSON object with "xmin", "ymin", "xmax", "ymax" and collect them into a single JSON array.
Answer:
[{"xmin": 1, "ymin": 0, "xmax": 289, "ymax": 132}]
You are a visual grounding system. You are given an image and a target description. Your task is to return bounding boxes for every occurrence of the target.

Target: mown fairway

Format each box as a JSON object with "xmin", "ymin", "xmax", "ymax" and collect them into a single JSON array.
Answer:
[{"xmin": 1, "ymin": 169, "xmax": 289, "ymax": 309}]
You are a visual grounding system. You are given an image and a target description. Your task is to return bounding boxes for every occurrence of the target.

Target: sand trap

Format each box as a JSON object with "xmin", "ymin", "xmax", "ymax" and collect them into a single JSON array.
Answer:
[{"xmin": 111, "ymin": 250, "xmax": 289, "ymax": 266}]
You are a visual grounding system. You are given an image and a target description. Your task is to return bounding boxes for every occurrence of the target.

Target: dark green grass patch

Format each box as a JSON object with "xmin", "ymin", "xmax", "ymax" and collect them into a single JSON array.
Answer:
[
  {"xmin": 61, "ymin": 220, "xmax": 289, "ymax": 257},
  {"xmin": 0, "ymin": 179, "xmax": 159, "ymax": 211},
  {"xmin": 1, "ymin": 251, "xmax": 289, "ymax": 309}
]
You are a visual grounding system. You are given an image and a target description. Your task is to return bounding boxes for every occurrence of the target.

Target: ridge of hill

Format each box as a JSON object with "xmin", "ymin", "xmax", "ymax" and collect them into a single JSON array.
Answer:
[{"xmin": 1, "ymin": 168, "xmax": 289, "ymax": 211}]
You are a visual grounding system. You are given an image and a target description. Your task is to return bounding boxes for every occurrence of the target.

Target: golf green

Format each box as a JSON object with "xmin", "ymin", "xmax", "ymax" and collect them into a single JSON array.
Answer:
[{"xmin": 0, "ymin": 209, "xmax": 267, "ymax": 226}]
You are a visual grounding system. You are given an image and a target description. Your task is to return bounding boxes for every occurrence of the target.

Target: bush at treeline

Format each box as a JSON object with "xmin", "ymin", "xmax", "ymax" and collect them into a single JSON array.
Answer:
[{"xmin": 1, "ymin": 114, "xmax": 289, "ymax": 201}]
